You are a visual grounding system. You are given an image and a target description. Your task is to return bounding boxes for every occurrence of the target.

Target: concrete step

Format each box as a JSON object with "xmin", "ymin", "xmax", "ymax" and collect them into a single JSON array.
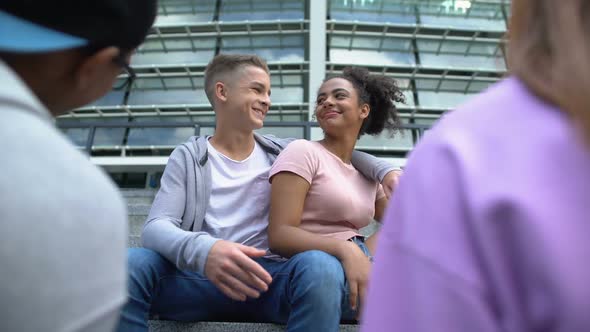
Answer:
[
  {"xmin": 121, "ymin": 189, "xmax": 157, "ymax": 205},
  {"xmin": 127, "ymin": 204, "xmax": 152, "ymax": 216},
  {"xmin": 129, "ymin": 214, "xmax": 147, "ymax": 224},
  {"xmin": 121, "ymin": 189, "xmax": 158, "ymax": 197},
  {"xmin": 148, "ymin": 320, "xmax": 358, "ymax": 331},
  {"xmin": 128, "ymin": 234, "xmax": 141, "ymax": 248},
  {"xmin": 129, "ymin": 216, "xmax": 145, "ymax": 238}
]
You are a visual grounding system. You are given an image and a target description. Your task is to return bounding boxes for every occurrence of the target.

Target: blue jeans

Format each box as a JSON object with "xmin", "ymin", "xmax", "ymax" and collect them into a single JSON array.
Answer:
[{"xmin": 116, "ymin": 244, "xmax": 368, "ymax": 332}]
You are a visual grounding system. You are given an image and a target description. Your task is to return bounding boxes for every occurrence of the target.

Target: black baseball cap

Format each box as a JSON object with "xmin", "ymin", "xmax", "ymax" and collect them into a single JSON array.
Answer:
[{"xmin": 0, "ymin": 0, "xmax": 158, "ymax": 53}]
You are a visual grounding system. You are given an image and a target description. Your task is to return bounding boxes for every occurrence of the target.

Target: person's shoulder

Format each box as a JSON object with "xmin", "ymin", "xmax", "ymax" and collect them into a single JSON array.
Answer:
[
  {"xmin": 256, "ymin": 133, "xmax": 292, "ymax": 152},
  {"xmin": 168, "ymin": 135, "xmax": 207, "ymax": 163},
  {"xmin": 430, "ymin": 77, "xmax": 565, "ymax": 148},
  {"xmin": 282, "ymin": 139, "xmax": 318, "ymax": 154},
  {"xmin": 272, "ymin": 140, "xmax": 320, "ymax": 167},
  {"xmin": 289, "ymin": 139, "xmax": 315, "ymax": 148},
  {"xmin": 439, "ymin": 77, "xmax": 547, "ymax": 130},
  {"xmin": 0, "ymin": 115, "xmax": 126, "ymax": 222}
]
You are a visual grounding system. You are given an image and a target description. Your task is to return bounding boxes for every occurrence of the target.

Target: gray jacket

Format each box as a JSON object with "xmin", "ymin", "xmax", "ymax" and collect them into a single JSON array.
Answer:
[{"xmin": 142, "ymin": 133, "xmax": 395, "ymax": 274}]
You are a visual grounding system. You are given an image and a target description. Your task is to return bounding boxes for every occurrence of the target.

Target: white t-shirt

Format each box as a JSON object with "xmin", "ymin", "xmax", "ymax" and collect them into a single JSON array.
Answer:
[{"xmin": 204, "ymin": 139, "xmax": 272, "ymax": 251}]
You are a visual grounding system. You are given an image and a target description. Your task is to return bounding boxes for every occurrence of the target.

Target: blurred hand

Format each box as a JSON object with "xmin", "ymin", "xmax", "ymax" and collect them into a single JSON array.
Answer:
[
  {"xmin": 205, "ymin": 240, "xmax": 272, "ymax": 301},
  {"xmin": 339, "ymin": 241, "xmax": 372, "ymax": 314},
  {"xmin": 381, "ymin": 169, "xmax": 403, "ymax": 200}
]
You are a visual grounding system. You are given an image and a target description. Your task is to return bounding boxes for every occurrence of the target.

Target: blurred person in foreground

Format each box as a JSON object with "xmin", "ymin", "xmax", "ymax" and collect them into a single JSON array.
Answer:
[
  {"xmin": 361, "ymin": 0, "xmax": 590, "ymax": 331},
  {"xmin": 0, "ymin": 1, "xmax": 156, "ymax": 331}
]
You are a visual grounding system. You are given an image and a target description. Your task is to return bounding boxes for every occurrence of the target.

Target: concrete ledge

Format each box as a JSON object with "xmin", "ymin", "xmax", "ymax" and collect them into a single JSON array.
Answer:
[
  {"xmin": 93, "ymin": 156, "xmax": 404, "ymax": 173},
  {"xmin": 121, "ymin": 189, "xmax": 158, "ymax": 197},
  {"xmin": 148, "ymin": 321, "xmax": 358, "ymax": 332},
  {"xmin": 92, "ymin": 156, "xmax": 168, "ymax": 172}
]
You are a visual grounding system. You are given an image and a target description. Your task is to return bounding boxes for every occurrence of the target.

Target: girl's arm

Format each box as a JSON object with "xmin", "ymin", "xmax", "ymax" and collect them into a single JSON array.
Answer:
[
  {"xmin": 268, "ymin": 171, "xmax": 370, "ymax": 311},
  {"xmin": 365, "ymin": 196, "xmax": 388, "ymax": 255},
  {"xmin": 268, "ymin": 172, "xmax": 352, "ymax": 259}
]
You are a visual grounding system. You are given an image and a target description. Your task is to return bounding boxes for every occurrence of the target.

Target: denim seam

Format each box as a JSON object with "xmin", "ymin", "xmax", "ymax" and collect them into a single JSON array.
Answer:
[{"xmin": 158, "ymin": 274, "xmax": 209, "ymax": 282}]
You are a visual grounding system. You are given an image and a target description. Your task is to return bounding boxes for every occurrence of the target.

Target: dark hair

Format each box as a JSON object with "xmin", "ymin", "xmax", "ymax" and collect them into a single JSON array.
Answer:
[
  {"xmin": 322, "ymin": 67, "xmax": 405, "ymax": 138},
  {"xmin": 204, "ymin": 54, "xmax": 270, "ymax": 106},
  {"xmin": 508, "ymin": 0, "xmax": 590, "ymax": 145}
]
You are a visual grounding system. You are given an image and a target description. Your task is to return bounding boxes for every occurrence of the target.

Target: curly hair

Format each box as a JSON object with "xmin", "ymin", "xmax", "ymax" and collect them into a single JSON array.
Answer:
[{"xmin": 323, "ymin": 67, "xmax": 405, "ymax": 138}]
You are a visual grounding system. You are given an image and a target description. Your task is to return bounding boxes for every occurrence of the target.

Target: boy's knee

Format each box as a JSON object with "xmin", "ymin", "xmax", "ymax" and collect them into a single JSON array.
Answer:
[{"xmin": 127, "ymin": 248, "xmax": 169, "ymax": 281}]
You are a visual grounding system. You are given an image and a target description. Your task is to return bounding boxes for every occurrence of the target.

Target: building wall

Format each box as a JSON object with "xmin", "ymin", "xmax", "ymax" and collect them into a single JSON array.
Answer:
[{"xmin": 57, "ymin": 0, "xmax": 510, "ymax": 186}]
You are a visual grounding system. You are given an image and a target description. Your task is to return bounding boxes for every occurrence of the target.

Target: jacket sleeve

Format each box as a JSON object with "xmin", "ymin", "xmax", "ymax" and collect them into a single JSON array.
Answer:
[
  {"xmin": 351, "ymin": 150, "xmax": 398, "ymax": 182},
  {"xmin": 141, "ymin": 145, "xmax": 220, "ymax": 275},
  {"xmin": 264, "ymin": 134, "xmax": 296, "ymax": 150}
]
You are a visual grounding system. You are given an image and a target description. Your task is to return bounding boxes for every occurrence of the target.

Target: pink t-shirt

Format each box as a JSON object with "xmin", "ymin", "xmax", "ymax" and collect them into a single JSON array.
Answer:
[{"xmin": 269, "ymin": 139, "xmax": 385, "ymax": 240}]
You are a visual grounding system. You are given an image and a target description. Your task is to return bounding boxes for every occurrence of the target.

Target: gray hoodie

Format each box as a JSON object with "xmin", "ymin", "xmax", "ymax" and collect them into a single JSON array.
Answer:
[{"xmin": 142, "ymin": 133, "xmax": 394, "ymax": 274}]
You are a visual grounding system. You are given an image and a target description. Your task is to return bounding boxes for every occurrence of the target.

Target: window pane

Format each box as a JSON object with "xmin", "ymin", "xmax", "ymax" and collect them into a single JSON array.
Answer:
[
  {"xmin": 256, "ymin": 126, "xmax": 306, "ymax": 139},
  {"xmin": 223, "ymin": 48, "xmax": 304, "ymax": 62},
  {"xmin": 330, "ymin": 49, "xmax": 415, "ymax": 66},
  {"xmin": 157, "ymin": 0, "xmax": 215, "ymax": 21},
  {"xmin": 94, "ymin": 128, "xmax": 126, "ymax": 147},
  {"xmin": 271, "ymin": 74, "xmax": 304, "ymax": 87},
  {"xmin": 356, "ymin": 130, "xmax": 414, "ymax": 151},
  {"xmin": 419, "ymin": 53, "xmax": 505, "ymax": 71},
  {"xmin": 220, "ymin": 0, "xmax": 304, "ymax": 21},
  {"xmin": 89, "ymin": 92, "xmax": 125, "ymax": 107},
  {"xmin": 416, "ymin": 77, "xmax": 494, "ymax": 93},
  {"xmin": 330, "ymin": 0, "xmax": 417, "ymax": 25},
  {"xmin": 61, "ymin": 128, "xmax": 89, "ymax": 147},
  {"xmin": 127, "ymin": 127, "xmax": 195, "ymax": 146},
  {"xmin": 417, "ymin": 1, "xmax": 507, "ymax": 31},
  {"xmin": 420, "ymin": 15, "xmax": 505, "ymax": 31},
  {"xmin": 220, "ymin": 35, "xmax": 305, "ymax": 62},
  {"xmin": 128, "ymin": 90, "xmax": 209, "ymax": 105},
  {"xmin": 418, "ymin": 91, "xmax": 475, "ymax": 109},
  {"xmin": 271, "ymin": 87, "xmax": 304, "ymax": 104}
]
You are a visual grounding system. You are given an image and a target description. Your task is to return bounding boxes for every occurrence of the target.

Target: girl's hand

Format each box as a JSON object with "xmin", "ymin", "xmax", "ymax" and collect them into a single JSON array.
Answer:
[{"xmin": 338, "ymin": 241, "xmax": 372, "ymax": 312}]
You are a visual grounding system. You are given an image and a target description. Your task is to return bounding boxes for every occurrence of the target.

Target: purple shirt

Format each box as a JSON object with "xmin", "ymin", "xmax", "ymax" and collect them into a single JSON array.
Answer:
[{"xmin": 361, "ymin": 77, "xmax": 590, "ymax": 332}]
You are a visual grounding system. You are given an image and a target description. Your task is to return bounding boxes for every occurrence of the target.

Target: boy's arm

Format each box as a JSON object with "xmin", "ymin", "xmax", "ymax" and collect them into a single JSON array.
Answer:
[
  {"xmin": 351, "ymin": 151, "xmax": 402, "ymax": 199},
  {"xmin": 141, "ymin": 145, "xmax": 220, "ymax": 275}
]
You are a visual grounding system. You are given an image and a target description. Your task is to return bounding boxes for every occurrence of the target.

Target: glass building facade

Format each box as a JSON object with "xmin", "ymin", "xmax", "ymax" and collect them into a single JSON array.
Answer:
[{"xmin": 57, "ymin": 0, "xmax": 510, "ymax": 187}]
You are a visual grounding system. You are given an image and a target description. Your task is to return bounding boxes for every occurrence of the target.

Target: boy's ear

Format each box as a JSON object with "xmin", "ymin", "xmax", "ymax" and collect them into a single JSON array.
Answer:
[{"xmin": 215, "ymin": 82, "xmax": 228, "ymax": 102}]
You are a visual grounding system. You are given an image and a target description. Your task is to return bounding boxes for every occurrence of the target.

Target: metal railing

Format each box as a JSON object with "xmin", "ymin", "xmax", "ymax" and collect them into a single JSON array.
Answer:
[
  {"xmin": 58, "ymin": 121, "xmax": 431, "ymax": 155},
  {"xmin": 58, "ymin": 122, "xmax": 200, "ymax": 155}
]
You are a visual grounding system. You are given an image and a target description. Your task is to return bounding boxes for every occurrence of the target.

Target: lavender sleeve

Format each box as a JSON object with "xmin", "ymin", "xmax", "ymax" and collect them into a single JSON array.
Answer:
[{"xmin": 361, "ymin": 137, "xmax": 497, "ymax": 332}]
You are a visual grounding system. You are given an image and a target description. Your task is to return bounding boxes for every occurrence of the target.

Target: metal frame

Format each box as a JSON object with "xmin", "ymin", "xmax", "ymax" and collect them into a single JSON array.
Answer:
[
  {"xmin": 329, "ymin": 0, "xmax": 509, "ymax": 21},
  {"xmin": 58, "ymin": 121, "xmax": 430, "ymax": 155},
  {"xmin": 55, "ymin": 0, "xmax": 512, "ymax": 164}
]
